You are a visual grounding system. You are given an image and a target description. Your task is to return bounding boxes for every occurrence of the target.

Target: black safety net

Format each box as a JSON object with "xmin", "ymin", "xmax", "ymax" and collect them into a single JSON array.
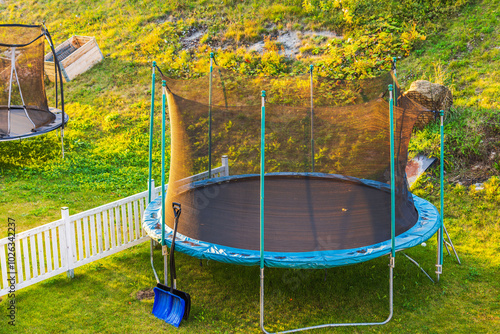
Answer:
[
  {"xmin": 159, "ymin": 66, "xmax": 426, "ymax": 252},
  {"xmin": 0, "ymin": 24, "xmax": 54, "ymax": 137}
]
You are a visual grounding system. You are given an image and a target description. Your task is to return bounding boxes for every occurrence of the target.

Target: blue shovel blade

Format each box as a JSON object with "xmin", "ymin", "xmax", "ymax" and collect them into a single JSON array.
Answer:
[{"xmin": 152, "ymin": 287, "xmax": 186, "ymax": 327}]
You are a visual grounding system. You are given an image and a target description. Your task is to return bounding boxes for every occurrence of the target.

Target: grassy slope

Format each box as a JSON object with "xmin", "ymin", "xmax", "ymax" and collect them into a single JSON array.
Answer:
[
  {"xmin": 400, "ymin": 0, "xmax": 500, "ymax": 181},
  {"xmin": 400, "ymin": 0, "xmax": 500, "ymax": 109},
  {"xmin": 0, "ymin": 0, "xmax": 499, "ymax": 333}
]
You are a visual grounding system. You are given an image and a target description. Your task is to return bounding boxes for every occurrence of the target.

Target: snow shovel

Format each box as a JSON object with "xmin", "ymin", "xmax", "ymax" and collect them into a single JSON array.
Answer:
[
  {"xmin": 156, "ymin": 203, "xmax": 191, "ymax": 319},
  {"xmin": 152, "ymin": 202, "xmax": 190, "ymax": 326}
]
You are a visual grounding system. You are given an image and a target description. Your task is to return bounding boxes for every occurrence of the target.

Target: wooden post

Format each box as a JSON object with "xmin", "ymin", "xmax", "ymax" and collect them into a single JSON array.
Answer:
[
  {"xmin": 61, "ymin": 207, "xmax": 75, "ymax": 278},
  {"xmin": 149, "ymin": 178, "xmax": 158, "ymax": 247},
  {"xmin": 150, "ymin": 179, "xmax": 158, "ymax": 201},
  {"xmin": 222, "ymin": 155, "xmax": 229, "ymax": 177}
]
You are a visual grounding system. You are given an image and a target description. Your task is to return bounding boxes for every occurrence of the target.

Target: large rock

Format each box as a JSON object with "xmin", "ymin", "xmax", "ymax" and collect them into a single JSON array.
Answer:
[{"xmin": 404, "ymin": 80, "xmax": 453, "ymax": 128}]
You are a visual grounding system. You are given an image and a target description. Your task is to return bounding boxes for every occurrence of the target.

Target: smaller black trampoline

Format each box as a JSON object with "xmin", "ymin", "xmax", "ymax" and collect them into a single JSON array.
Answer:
[
  {"xmin": 0, "ymin": 24, "xmax": 67, "ymax": 143},
  {"xmin": 0, "ymin": 106, "xmax": 68, "ymax": 141}
]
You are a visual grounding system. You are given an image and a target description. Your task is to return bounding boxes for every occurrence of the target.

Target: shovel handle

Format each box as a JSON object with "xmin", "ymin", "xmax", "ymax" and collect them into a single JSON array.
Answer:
[
  {"xmin": 173, "ymin": 202, "xmax": 181, "ymax": 218},
  {"xmin": 170, "ymin": 202, "xmax": 181, "ymax": 292}
]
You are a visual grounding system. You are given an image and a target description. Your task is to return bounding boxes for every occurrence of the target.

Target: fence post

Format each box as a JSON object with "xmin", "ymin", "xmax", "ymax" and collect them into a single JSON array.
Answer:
[
  {"xmin": 150, "ymin": 179, "xmax": 157, "ymax": 200},
  {"xmin": 222, "ymin": 155, "xmax": 229, "ymax": 176},
  {"xmin": 61, "ymin": 207, "xmax": 75, "ymax": 278},
  {"xmin": 149, "ymin": 178, "xmax": 158, "ymax": 248}
]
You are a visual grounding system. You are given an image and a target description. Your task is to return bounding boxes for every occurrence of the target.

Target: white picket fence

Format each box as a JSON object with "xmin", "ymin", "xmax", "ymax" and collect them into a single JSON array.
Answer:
[{"xmin": 0, "ymin": 156, "xmax": 229, "ymax": 297}]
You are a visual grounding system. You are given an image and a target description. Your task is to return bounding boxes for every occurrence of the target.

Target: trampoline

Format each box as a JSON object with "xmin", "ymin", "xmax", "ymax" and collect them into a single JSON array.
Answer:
[
  {"xmin": 0, "ymin": 24, "xmax": 67, "ymax": 143},
  {"xmin": 143, "ymin": 60, "xmax": 452, "ymax": 330},
  {"xmin": 143, "ymin": 173, "xmax": 440, "ymax": 268},
  {"xmin": 0, "ymin": 106, "xmax": 68, "ymax": 141},
  {"xmin": 142, "ymin": 63, "xmax": 442, "ymax": 268}
]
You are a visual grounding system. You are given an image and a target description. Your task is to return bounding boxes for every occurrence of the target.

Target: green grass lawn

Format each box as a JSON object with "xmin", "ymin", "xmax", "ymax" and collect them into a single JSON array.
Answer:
[
  {"xmin": 1, "ymin": 0, "xmax": 500, "ymax": 332},
  {"xmin": 1, "ymin": 178, "xmax": 499, "ymax": 333}
]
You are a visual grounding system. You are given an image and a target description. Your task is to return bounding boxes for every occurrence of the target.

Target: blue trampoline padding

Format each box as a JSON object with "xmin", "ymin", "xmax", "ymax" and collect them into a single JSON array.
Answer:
[{"xmin": 143, "ymin": 174, "xmax": 441, "ymax": 269}]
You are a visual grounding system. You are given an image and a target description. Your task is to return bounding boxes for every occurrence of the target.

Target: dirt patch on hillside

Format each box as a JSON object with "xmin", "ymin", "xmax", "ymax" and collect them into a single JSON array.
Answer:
[{"xmin": 180, "ymin": 28, "xmax": 342, "ymax": 57}]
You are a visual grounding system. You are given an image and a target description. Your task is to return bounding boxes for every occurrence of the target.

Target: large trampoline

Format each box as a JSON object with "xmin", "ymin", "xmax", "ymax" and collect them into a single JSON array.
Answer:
[
  {"xmin": 143, "ymin": 60, "xmax": 449, "ymax": 330},
  {"xmin": 143, "ymin": 173, "xmax": 440, "ymax": 268},
  {"xmin": 142, "ymin": 64, "xmax": 441, "ymax": 269},
  {"xmin": 0, "ymin": 24, "xmax": 67, "ymax": 142}
]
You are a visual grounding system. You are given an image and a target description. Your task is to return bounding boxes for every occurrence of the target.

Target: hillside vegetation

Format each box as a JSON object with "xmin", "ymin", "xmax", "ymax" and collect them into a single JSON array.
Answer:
[{"xmin": 0, "ymin": 0, "xmax": 499, "ymax": 333}]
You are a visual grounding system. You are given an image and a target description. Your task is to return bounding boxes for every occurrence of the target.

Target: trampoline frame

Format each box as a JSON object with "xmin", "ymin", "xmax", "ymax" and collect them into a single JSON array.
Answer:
[
  {"xmin": 143, "ymin": 184, "xmax": 440, "ymax": 267},
  {"xmin": 0, "ymin": 106, "xmax": 68, "ymax": 141},
  {"xmin": 144, "ymin": 58, "xmax": 461, "ymax": 332},
  {"xmin": 0, "ymin": 24, "xmax": 67, "ymax": 156}
]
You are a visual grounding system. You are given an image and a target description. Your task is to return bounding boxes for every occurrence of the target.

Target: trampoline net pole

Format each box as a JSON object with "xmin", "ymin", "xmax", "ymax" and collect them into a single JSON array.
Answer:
[
  {"xmin": 437, "ymin": 110, "xmax": 445, "ymax": 280},
  {"xmin": 260, "ymin": 90, "xmax": 266, "ymax": 268},
  {"xmin": 310, "ymin": 64, "xmax": 314, "ymax": 172},
  {"xmin": 45, "ymin": 26, "xmax": 66, "ymax": 158},
  {"xmin": 260, "ymin": 90, "xmax": 266, "ymax": 331},
  {"xmin": 42, "ymin": 25, "xmax": 56, "ymax": 106},
  {"xmin": 392, "ymin": 57, "xmax": 397, "ymax": 107},
  {"xmin": 161, "ymin": 80, "xmax": 167, "ymax": 251},
  {"xmin": 148, "ymin": 62, "xmax": 156, "ymax": 204},
  {"xmin": 0, "ymin": 25, "xmax": 67, "ymax": 140},
  {"xmin": 43, "ymin": 25, "xmax": 59, "ymax": 109},
  {"xmin": 389, "ymin": 84, "xmax": 396, "ymax": 259},
  {"xmin": 148, "ymin": 62, "xmax": 160, "ymax": 284},
  {"xmin": 16, "ymin": 79, "xmax": 36, "ymax": 127},
  {"xmin": 208, "ymin": 52, "xmax": 214, "ymax": 178},
  {"xmin": 150, "ymin": 239, "xmax": 160, "ymax": 283},
  {"xmin": 443, "ymin": 224, "xmax": 461, "ymax": 264}
]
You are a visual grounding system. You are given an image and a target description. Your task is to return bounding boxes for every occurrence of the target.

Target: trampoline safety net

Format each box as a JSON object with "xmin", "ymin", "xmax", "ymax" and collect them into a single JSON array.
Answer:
[
  {"xmin": 160, "ymin": 67, "xmax": 427, "ymax": 253},
  {"xmin": 0, "ymin": 24, "xmax": 54, "ymax": 137}
]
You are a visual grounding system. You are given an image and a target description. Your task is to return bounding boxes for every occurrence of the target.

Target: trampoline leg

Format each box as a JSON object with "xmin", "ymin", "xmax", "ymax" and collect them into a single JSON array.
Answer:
[
  {"xmin": 443, "ymin": 224, "xmax": 461, "ymax": 264},
  {"xmin": 163, "ymin": 245, "xmax": 169, "ymax": 285},
  {"xmin": 260, "ymin": 268, "xmax": 265, "ymax": 332},
  {"xmin": 7, "ymin": 47, "xmax": 15, "ymax": 134},
  {"xmin": 150, "ymin": 239, "xmax": 160, "ymax": 284},
  {"xmin": 402, "ymin": 252, "xmax": 434, "ymax": 283},
  {"xmin": 436, "ymin": 229, "xmax": 443, "ymax": 282},
  {"xmin": 61, "ymin": 127, "xmax": 65, "ymax": 159},
  {"xmin": 388, "ymin": 259, "xmax": 394, "ymax": 321},
  {"xmin": 258, "ymin": 260, "xmax": 394, "ymax": 333},
  {"xmin": 444, "ymin": 240, "xmax": 452, "ymax": 257}
]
